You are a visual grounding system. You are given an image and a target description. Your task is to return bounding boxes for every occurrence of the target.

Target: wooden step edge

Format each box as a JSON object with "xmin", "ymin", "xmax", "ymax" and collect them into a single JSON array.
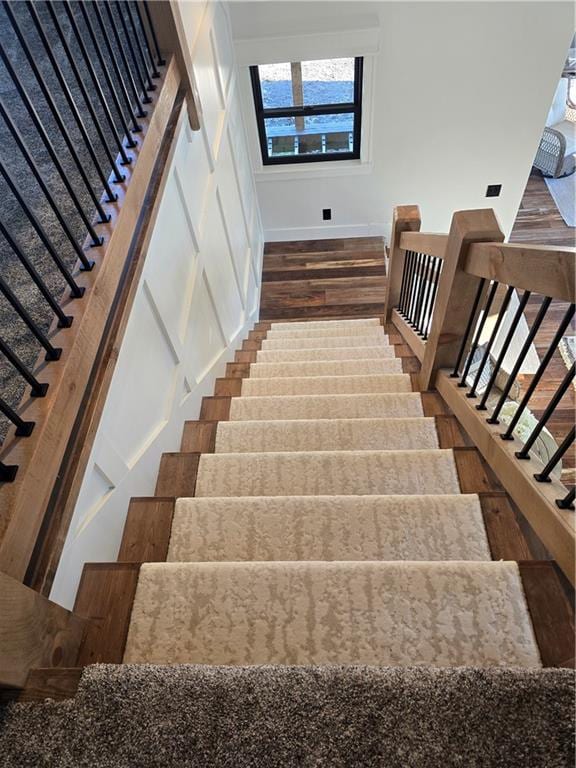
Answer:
[
  {"xmin": 519, "ymin": 560, "xmax": 575, "ymax": 668},
  {"xmin": 155, "ymin": 453, "xmax": 201, "ymax": 497},
  {"xmin": 118, "ymin": 497, "xmax": 175, "ymax": 563},
  {"xmin": 226, "ymin": 362, "xmax": 252, "ymax": 379},
  {"xmin": 2, "ymin": 667, "xmax": 84, "ymax": 702},
  {"xmin": 73, "ymin": 562, "xmax": 141, "ymax": 666},
  {"xmin": 215, "ymin": 378, "xmax": 243, "ymax": 396},
  {"xmin": 261, "ymin": 265, "xmax": 387, "ymax": 283}
]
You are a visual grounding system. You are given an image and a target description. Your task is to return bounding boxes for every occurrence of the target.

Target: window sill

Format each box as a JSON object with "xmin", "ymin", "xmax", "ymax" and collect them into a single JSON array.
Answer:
[{"xmin": 254, "ymin": 159, "xmax": 373, "ymax": 182}]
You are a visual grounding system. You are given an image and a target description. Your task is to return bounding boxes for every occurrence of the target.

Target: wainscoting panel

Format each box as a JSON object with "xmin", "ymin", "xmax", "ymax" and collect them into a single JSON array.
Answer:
[{"xmin": 50, "ymin": 1, "xmax": 263, "ymax": 610}]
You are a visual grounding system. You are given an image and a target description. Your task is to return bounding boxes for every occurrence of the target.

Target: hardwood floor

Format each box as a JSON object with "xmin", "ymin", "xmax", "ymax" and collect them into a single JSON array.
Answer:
[
  {"xmin": 510, "ymin": 170, "xmax": 575, "ymax": 488},
  {"xmin": 260, "ymin": 237, "xmax": 387, "ymax": 320}
]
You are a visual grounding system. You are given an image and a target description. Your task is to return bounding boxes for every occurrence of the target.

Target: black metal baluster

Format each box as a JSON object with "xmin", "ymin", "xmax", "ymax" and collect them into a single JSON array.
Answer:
[
  {"xmin": 501, "ymin": 304, "xmax": 575, "ymax": 439},
  {"xmin": 458, "ymin": 280, "xmax": 498, "ymax": 389},
  {"xmin": 125, "ymin": 1, "xmax": 156, "ymax": 89},
  {"xmin": 476, "ymin": 290, "xmax": 531, "ymax": 411},
  {"xmin": 424, "ymin": 257, "xmax": 442, "ymax": 340},
  {"xmin": 25, "ymin": 0, "xmax": 119, "ymax": 200},
  {"xmin": 0, "ymin": 106, "xmax": 96, "ymax": 270},
  {"xmin": 78, "ymin": 2, "xmax": 138, "ymax": 147},
  {"xmin": 143, "ymin": 0, "xmax": 166, "ymax": 65},
  {"xmin": 0, "ymin": 461, "xmax": 18, "ymax": 482},
  {"xmin": 0, "ymin": 275, "xmax": 61, "ymax": 361},
  {"xmin": 0, "ymin": 397, "xmax": 34, "ymax": 436},
  {"xmin": 43, "ymin": 1, "xmax": 126, "ymax": 186},
  {"xmin": 3, "ymin": 1, "xmax": 110, "ymax": 223},
  {"xmin": 467, "ymin": 285, "xmax": 514, "ymax": 399},
  {"xmin": 556, "ymin": 487, "xmax": 575, "ymax": 510},
  {"xmin": 418, "ymin": 254, "xmax": 434, "ymax": 337},
  {"xmin": 488, "ymin": 296, "xmax": 553, "ymax": 424},
  {"xmin": 450, "ymin": 279, "xmax": 485, "ymax": 377},
  {"xmin": 111, "ymin": 2, "xmax": 152, "ymax": 103},
  {"xmin": 515, "ymin": 363, "xmax": 575, "ymax": 459},
  {"xmin": 534, "ymin": 427, "xmax": 575, "ymax": 482},
  {"xmin": 0, "ymin": 337, "xmax": 48, "ymax": 397},
  {"xmin": 398, "ymin": 251, "xmax": 411, "ymax": 314},
  {"xmin": 0, "ymin": 160, "xmax": 85, "ymax": 302},
  {"xmin": 0, "ymin": 220, "xmax": 75, "ymax": 327},
  {"xmin": 406, "ymin": 253, "xmax": 422, "ymax": 324},
  {"xmin": 409, "ymin": 253, "xmax": 425, "ymax": 326},
  {"xmin": 402, "ymin": 251, "xmax": 416, "ymax": 317},
  {"xmin": 92, "ymin": 1, "xmax": 143, "ymax": 131},
  {"xmin": 103, "ymin": 2, "xmax": 147, "ymax": 116},
  {"xmin": 61, "ymin": 1, "xmax": 132, "ymax": 166},
  {"xmin": 415, "ymin": 253, "xmax": 432, "ymax": 334},
  {"xmin": 0, "ymin": 45, "xmax": 103, "ymax": 249},
  {"xmin": 133, "ymin": 1, "xmax": 160, "ymax": 78}
]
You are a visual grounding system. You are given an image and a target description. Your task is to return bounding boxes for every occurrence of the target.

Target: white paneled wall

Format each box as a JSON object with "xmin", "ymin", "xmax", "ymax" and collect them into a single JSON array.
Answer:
[{"xmin": 51, "ymin": 1, "xmax": 263, "ymax": 609}]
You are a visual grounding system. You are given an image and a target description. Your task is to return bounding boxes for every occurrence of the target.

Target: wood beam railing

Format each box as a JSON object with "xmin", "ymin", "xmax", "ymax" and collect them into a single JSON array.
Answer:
[{"xmin": 386, "ymin": 205, "xmax": 576, "ymax": 585}]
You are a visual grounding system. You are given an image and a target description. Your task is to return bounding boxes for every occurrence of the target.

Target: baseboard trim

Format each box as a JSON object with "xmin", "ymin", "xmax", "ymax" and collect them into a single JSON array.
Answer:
[{"xmin": 264, "ymin": 223, "xmax": 390, "ymax": 243}]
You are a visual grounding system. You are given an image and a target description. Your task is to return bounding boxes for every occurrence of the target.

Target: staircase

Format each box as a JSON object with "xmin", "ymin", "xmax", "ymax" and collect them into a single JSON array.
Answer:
[{"xmin": 1, "ymin": 315, "xmax": 573, "ymax": 766}]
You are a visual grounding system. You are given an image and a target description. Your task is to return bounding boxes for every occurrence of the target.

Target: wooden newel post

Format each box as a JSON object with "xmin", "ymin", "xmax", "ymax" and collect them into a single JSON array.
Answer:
[
  {"xmin": 419, "ymin": 209, "xmax": 504, "ymax": 391},
  {"xmin": 384, "ymin": 206, "xmax": 421, "ymax": 321}
]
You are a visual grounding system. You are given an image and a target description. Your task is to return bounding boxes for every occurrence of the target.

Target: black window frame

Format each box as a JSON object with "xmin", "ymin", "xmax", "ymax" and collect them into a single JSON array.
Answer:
[{"xmin": 250, "ymin": 57, "xmax": 363, "ymax": 166}]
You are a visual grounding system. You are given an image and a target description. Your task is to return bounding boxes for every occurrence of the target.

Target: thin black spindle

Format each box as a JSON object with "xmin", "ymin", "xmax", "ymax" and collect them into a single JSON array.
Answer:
[
  {"xmin": 0, "ymin": 461, "xmax": 18, "ymax": 482},
  {"xmin": 476, "ymin": 290, "xmax": 531, "ymax": 411},
  {"xmin": 78, "ymin": 2, "xmax": 138, "ymax": 147},
  {"xmin": 112, "ymin": 2, "xmax": 152, "ymax": 103},
  {"xmin": 398, "ymin": 251, "xmax": 411, "ymax": 314},
  {"xmin": 44, "ymin": 1, "xmax": 126, "ymax": 185},
  {"xmin": 407, "ymin": 253, "xmax": 422, "ymax": 324},
  {"xmin": 534, "ymin": 427, "xmax": 575, "ymax": 483},
  {"xmin": 0, "ymin": 160, "xmax": 85, "ymax": 301},
  {"xmin": 450, "ymin": 279, "xmax": 485, "ymax": 377},
  {"xmin": 515, "ymin": 363, "xmax": 575, "ymax": 459},
  {"xmin": 0, "ymin": 337, "xmax": 48, "ymax": 398},
  {"xmin": 0, "ymin": 397, "xmax": 34, "ymax": 436},
  {"xmin": 556, "ymin": 487, "xmax": 575, "ymax": 510},
  {"xmin": 0, "ymin": 45, "xmax": 103, "ymax": 249},
  {"xmin": 125, "ymin": 1, "xmax": 156, "ymax": 89},
  {"xmin": 0, "ymin": 221, "xmax": 75, "ymax": 327},
  {"xmin": 418, "ymin": 254, "xmax": 434, "ymax": 336},
  {"xmin": 458, "ymin": 280, "xmax": 498, "ymax": 389},
  {"xmin": 92, "ymin": 1, "xmax": 142, "ymax": 131},
  {"xmin": 0, "ymin": 275, "xmax": 61, "ymax": 361},
  {"xmin": 103, "ymin": 1, "xmax": 147, "ymax": 116},
  {"xmin": 424, "ymin": 258, "xmax": 442, "ymax": 339},
  {"xmin": 488, "ymin": 296, "xmax": 552, "ymax": 424},
  {"xmin": 62, "ymin": 1, "xmax": 132, "ymax": 166},
  {"xmin": 501, "ymin": 304, "xmax": 575, "ymax": 439},
  {"xmin": 143, "ymin": 1, "xmax": 166, "ymax": 65},
  {"xmin": 3, "ymin": 1, "xmax": 110, "ymax": 223},
  {"xmin": 467, "ymin": 285, "xmax": 513, "ymax": 399},
  {"xmin": 401, "ymin": 251, "xmax": 416, "ymax": 317},
  {"xmin": 415, "ymin": 253, "xmax": 432, "ymax": 334},
  {"xmin": 133, "ymin": 1, "xmax": 160, "ymax": 78}
]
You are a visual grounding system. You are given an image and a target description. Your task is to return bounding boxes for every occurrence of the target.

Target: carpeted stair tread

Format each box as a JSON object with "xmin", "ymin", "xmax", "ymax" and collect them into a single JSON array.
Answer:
[
  {"xmin": 123, "ymin": 560, "xmax": 541, "ymax": 667},
  {"xmin": 195, "ymin": 449, "xmax": 461, "ymax": 497},
  {"xmin": 168, "ymin": 494, "xmax": 491, "ymax": 562},
  {"xmin": 249, "ymin": 357, "xmax": 403, "ymax": 378},
  {"xmin": 214, "ymin": 417, "xmax": 438, "ymax": 453},
  {"xmin": 4, "ymin": 666, "xmax": 572, "ymax": 768},
  {"xmin": 266, "ymin": 326, "xmax": 388, "ymax": 340},
  {"xmin": 242, "ymin": 373, "xmax": 412, "ymax": 396},
  {"xmin": 262, "ymin": 335, "xmax": 391, "ymax": 350},
  {"xmin": 256, "ymin": 346, "xmax": 396, "ymax": 362},
  {"xmin": 270, "ymin": 317, "xmax": 382, "ymax": 330},
  {"xmin": 229, "ymin": 393, "xmax": 424, "ymax": 420}
]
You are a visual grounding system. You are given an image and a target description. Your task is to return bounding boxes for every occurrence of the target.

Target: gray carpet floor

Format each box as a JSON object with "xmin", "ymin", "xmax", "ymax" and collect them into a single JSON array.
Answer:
[
  {"xmin": 0, "ymin": 1, "xmax": 152, "ymax": 439},
  {"xmin": 0, "ymin": 664, "xmax": 574, "ymax": 767}
]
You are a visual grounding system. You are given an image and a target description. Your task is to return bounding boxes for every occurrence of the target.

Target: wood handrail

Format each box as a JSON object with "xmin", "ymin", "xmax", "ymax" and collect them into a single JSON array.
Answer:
[
  {"xmin": 399, "ymin": 232, "xmax": 448, "ymax": 259},
  {"xmin": 464, "ymin": 242, "xmax": 576, "ymax": 303},
  {"xmin": 0, "ymin": 58, "xmax": 183, "ymax": 583}
]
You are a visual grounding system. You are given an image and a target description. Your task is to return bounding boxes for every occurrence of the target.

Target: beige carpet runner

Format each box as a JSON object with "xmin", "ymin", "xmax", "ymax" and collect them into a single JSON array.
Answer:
[{"xmin": 124, "ymin": 317, "xmax": 542, "ymax": 669}]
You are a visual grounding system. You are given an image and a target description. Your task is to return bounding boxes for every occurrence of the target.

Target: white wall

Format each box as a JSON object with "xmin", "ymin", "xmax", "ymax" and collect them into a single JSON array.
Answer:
[
  {"xmin": 230, "ymin": 0, "xmax": 574, "ymax": 241},
  {"xmin": 51, "ymin": 0, "xmax": 263, "ymax": 609}
]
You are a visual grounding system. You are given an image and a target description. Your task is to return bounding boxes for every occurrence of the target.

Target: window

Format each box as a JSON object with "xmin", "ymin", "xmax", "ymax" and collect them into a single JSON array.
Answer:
[{"xmin": 250, "ymin": 57, "xmax": 363, "ymax": 165}]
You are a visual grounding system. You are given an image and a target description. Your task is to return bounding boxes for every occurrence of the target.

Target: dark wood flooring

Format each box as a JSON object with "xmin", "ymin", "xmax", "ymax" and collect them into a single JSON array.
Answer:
[
  {"xmin": 510, "ymin": 170, "xmax": 575, "ymax": 488},
  {"xmin": 259, "ymin": 237, "xmax": 387, "ymax": 321}
]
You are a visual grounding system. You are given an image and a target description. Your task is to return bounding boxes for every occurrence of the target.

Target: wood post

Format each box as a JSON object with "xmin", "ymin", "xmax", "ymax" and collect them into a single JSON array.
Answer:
[
  {"xmin": 384, "ymin": 206, "xmax": 421, "ymax": 321},
  {"xmin": 419, "ymin": 209, "xmax": 504, "ymax": 390},
  {"xmin": 0, "ymin": 573, "xmax": 86, "ymax": 688}
]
